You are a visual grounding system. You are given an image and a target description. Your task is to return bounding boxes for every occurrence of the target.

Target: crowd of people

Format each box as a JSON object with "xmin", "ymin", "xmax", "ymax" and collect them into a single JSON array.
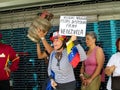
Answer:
[
  {"xmin": 37, "ymin": 26, "xmax": 120, "ymax": 90},
  {"xmin": 0, "ymin": 28, "xmax": 120, "ymax": 90},
  {"xmin": 0, "ymin": 12, "xmax": 120, "ymax": 90},
  {"xmin": 34, "ymin": 11, "xmax": 120, "ymax": 90},
  {"xmin": 36, "ymin": 27, "xmax": 120, "ymax": 90}
]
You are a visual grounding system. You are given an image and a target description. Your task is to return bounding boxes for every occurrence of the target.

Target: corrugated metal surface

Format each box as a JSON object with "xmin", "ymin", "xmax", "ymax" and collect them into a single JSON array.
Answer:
[{"xmin": 0, "ymin": 1, "xmax": 120, "ymax": 90}]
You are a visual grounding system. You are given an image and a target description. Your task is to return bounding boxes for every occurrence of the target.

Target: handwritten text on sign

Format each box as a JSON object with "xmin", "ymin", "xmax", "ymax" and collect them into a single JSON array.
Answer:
[{"xmin": 59, "ymin": 16, "xmax": 87, "ymax": 37}]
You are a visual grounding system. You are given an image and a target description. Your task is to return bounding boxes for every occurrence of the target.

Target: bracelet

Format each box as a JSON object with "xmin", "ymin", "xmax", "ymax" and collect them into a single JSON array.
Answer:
[
  {"xmin": 79, "ymin": 73, "xmax": 84, "ymax": 77},
  {"xmin": 41, "ymin": 37, "xmax": 45, "ymax": 40}
]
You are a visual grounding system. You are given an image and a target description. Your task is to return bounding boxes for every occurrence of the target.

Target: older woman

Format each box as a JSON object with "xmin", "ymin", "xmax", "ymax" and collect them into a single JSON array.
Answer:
[
  {"xmin": 105, "ymin": 38, "xmax": 120, "ymax": 90},
  {"xmin": 80, "ymin": 31, "xmax": 105, "ymax": 90}
]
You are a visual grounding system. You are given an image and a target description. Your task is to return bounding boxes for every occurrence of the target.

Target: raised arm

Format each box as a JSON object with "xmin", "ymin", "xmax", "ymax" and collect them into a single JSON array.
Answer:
[
  {"xmin": 69, "ymin": 35, "xmax": 87, "ymax": 61},
  {"xmin": 37, "ymin": 28, "xmax": 53, "ymax": 54},
  {"xmin": 36, "ymin": 43, "xmax": 48, "ymax": 59}
]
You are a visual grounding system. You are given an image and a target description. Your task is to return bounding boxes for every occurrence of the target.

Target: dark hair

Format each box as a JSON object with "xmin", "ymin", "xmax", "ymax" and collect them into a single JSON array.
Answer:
[
  {"xmin": 62, "ymin": 40, "xmax": 67, "ymax": 48},
  {"xmin": 86, "ymin": 31, "xmax": 97, "ymax": 42},
  {"xmin": 116, "ymin": 38, "xmax": 120, "ymax": 52},
  {"xmin": 49, "ymin": 32, "xmax": 53, "ymax": 39}
]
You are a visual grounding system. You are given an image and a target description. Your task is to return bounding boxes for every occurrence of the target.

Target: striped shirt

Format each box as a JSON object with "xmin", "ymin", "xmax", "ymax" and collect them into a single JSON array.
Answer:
[{"xmin": 48, "ymin": 44, "xmax": 86, "ymax": 83}]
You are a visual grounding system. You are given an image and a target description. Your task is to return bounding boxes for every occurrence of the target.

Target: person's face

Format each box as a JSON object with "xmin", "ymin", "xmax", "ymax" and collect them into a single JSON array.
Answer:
[
  {"xmin": 85, "ymin": 35, "xmax": 96, "ymax": 47},
  {"xmin": 53, "ymin": 38, "xmax": 63, "ymax": 51},
  {"xmin": 118, "ymin": 41, "xmax": 120, "ymax": 51}
]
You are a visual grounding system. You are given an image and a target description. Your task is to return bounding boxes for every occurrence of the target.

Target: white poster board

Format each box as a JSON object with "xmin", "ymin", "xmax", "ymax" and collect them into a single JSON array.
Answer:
[{"xmin": 59, "ymin": 16, "xmax": 87, "ymax": 37}]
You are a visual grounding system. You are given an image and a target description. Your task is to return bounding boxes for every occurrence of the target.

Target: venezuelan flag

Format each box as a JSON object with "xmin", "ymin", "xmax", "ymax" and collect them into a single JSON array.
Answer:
[{"xmin": 66, "ymin": 40, "xmax": 80, "ymax": 68}]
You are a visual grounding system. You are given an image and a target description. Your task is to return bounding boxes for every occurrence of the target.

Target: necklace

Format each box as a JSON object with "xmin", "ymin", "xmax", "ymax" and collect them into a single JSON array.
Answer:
[{"xmin": 55, "ymin": 52, "xmax": 62, "ymax": 70}]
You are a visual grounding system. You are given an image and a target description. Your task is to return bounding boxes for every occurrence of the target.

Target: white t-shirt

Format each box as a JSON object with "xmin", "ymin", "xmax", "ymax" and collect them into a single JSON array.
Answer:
[{"xmin": 106, "ymin": 52, "xmax": 120, "ymax": 90}]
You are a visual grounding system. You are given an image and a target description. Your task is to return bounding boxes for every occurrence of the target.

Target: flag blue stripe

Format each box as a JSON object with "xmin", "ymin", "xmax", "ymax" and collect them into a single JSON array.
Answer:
[{"xmin": 68, "ymin": 46, "xmax": 79, "ymax": 62}]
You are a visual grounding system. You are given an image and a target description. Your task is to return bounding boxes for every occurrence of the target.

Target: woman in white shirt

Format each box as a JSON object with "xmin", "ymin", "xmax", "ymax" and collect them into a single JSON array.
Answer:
[{"xmin": 105, "ymin": 38, "xmax": 120, "ymax": 90}]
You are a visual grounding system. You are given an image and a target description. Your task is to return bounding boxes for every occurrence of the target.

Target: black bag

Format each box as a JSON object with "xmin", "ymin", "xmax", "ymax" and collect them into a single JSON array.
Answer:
[{"xmin": 112, "ymin": 76, "xmax": 120, "ymax": 90}]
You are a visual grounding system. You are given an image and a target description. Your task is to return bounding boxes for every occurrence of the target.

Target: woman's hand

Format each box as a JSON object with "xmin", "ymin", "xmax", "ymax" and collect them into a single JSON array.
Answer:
[
  {"xmin": 105, "ymin": 65, "xmax": 116, "ymax": 76},
  {"xmin": 80, "ymin": 76, "xmax": 85, "ymax": 82},
  {"xmin": 80, "ymin": 74, "xmax": 85, "ymax": 82},
  {"xmin": 4, "ymin": 66, "xmax": 11, "ymax": 73},
  {"xmin": 82, "ymin": 78, "xmax": 92, "ymax": 86},
  {"xmin": 110, "ymin": 65, "xmax": 116, "ymax": 72},
  {"xmin": 70, "ymin": 35, "xmax": 77, "ymax": 42},
  {"xmin": 36, "ymin": 28, "xmax": 47, "ymax": 39},
  {"xmin": 80, "ymin": 75, "xmax": 87, "ymax": 86},
  {"xmin": 51, "ymin": 79, "xmax": 57, "ymax": 89},
  {"xmin": 83, "ymin": 78, "xmax": 92, "ymax": 86}
]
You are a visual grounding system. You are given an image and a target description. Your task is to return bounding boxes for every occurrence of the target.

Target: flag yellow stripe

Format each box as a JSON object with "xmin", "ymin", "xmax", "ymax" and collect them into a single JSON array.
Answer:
[
  {"xmin": 5, "ymin": 55, "xmax": 10, "ymax": 77},
  {"xmin": 66, "ymin": 40, "xmax": 74, "ymax": 54},
  {"xmin": 5, "ymin": 55, "xmax": 9, "ymax": 67}
]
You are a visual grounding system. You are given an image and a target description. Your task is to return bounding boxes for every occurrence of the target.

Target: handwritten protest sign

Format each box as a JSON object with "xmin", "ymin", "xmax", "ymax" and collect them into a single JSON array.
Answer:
[{"xmin": 59, "ymin": 16, "xmax": 87, "ymax": 37}]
